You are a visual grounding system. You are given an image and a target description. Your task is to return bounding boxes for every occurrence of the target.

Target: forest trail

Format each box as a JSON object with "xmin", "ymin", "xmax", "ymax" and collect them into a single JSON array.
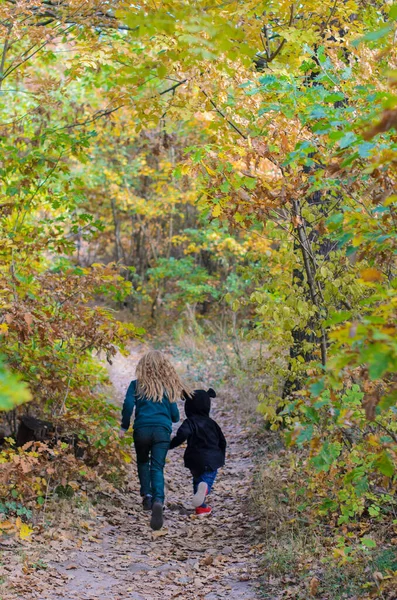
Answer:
[{"xmin": 6, "ymin": 345, "xmax": 262, "ymax": 600}]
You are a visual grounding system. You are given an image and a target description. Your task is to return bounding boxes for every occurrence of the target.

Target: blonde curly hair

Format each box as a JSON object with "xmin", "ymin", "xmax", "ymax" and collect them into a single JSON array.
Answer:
[{"xmin": 136, "ymin": 350, "xmax": 190, "ymax": 403}]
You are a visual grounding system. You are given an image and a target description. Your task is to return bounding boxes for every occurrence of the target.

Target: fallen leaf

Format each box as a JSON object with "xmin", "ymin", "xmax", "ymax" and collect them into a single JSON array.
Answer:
[
  {"xmin": 309, "ymin": 576, "xmax": 320, "ymax": 596},
  {"xmin": 19, "ymin": 523, "xmax": 34, "ymax": 540},
  {"xmin": 152, "ymin": 529, "xmax": 169, "ymax": 539},
  {"xmin": 24, "ymin": 312, "xmax": 33, "ymax": 326}
]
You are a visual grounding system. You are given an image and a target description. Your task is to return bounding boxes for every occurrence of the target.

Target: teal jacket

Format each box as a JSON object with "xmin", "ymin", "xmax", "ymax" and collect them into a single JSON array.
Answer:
[{"xmin": 121, "ymin": 380, "xmax": 180, "ymax": 433}]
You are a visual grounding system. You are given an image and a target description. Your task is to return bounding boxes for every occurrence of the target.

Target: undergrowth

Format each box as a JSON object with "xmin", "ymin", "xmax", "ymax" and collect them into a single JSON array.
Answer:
[
  {"xmin": 0, "ymin": 365, "xmax": 133, "ymax": 541},
  {"xmin": 251, "ymin": 433, "xmax": 397, "ymax": 599},
  {"xmin": 166, "ymin": 314, "xmax": 397, "ymax": 599}
]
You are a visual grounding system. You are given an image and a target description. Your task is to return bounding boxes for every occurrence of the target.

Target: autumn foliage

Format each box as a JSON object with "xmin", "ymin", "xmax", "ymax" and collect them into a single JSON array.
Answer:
[{"xmin": 0, "ymin": 0, "xmax": 396, "ymax": 592}]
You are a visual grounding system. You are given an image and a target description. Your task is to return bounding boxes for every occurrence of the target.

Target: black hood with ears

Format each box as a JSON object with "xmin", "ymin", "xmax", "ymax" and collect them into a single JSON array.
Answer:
[
  {"xmin": 184, "ymin": 388, "xmax": 216, "ymax": 418},
  {"xmin": 170, "ymin": 386, "xmax": 226, "ymax": 473}
]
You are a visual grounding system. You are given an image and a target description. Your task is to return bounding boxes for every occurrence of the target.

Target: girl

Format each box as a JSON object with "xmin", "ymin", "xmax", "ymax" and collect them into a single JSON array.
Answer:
[
  {"xmin": 169, "ymin": 387, "xmax": 226, "ymax": 516},
  {"xmin": 119, "ymin": 350, "xmax": 187, "ymax": 530}
]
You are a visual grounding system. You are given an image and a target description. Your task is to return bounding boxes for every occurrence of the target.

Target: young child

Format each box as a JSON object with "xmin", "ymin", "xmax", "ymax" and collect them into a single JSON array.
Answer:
[
  {"xmin": 119, "ymin": 350, "xmax": 188, "ymax": 530},
  {"xmin": 169, "ymin": 387, "xmax": 226, "ymax": 515}
]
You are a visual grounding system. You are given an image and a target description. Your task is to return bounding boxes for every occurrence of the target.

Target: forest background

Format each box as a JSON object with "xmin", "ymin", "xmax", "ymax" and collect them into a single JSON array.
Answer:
[{"xmin": 0, "ymin": 1, "xmax": 396, "ymax": 598}]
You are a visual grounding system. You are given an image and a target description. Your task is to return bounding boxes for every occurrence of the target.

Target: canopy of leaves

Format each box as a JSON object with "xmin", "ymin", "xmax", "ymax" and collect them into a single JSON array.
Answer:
[{"xmin": 0, "ymin": 0, "xmax": 395, "ymax": 547}]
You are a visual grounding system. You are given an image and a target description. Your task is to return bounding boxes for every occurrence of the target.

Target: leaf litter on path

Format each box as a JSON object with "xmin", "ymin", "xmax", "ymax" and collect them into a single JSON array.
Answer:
[{"xmin": 2, "ymin": 344, "xmax": 262, "ymax": 600}]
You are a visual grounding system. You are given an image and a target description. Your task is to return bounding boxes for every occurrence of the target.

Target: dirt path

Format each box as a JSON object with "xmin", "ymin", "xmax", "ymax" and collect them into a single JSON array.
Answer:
[{"xmin": 4, "ymin": 345, "xmax": 262, "ymax": 600}]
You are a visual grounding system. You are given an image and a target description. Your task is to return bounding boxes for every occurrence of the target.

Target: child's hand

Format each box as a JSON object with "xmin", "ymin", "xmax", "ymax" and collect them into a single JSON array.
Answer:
[{"xmin": 119, "ymin": 428, "xmax": 126, "ymax": 439}]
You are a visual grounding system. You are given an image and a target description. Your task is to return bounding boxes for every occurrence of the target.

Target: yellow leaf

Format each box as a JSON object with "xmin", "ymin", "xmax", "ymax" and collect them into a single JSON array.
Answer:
[
  {"xmin": 0, "ymin": 323, "xmax": 8, "ymax": 335},
  {"xmin": 384, "ymin": 195, "xmax": 397, "ymax": 206},
  {"xmin": 212, "ymin": 205, "xmax": 222, "ymax": 217},
  {"xmin": 360, "ymin": 268, "xmax": 383, "ymax": 282},
  {"xmin": 202, "ymin": 162, "xmax": 216, "ymax": 176},
  {"xmin": 19, "ymin": 523, "xmax": 33, "ymax": 540},
  {"xmin": 367, "ymin": 434, "xmax": 380, "ymax": 447},
  {"xmin": 121, "ymin": 450, "xmax": 132, "ymax": 464}
]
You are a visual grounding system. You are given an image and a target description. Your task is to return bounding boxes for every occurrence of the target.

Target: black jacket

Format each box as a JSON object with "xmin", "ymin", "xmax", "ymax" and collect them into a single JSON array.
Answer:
[{"xmin": 169, "ymin": 388, "xmax": 226, "ymax": 474}]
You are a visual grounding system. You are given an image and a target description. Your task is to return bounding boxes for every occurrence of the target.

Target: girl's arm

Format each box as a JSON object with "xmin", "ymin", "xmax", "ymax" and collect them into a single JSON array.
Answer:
[
  {"xmin": 170, "ymin": 401, "xmax": 180, "ymax": 423},
  {"xmin": 120, "ymin": 381, "xmax": 136, "ymax": 432},
  {"xmin": 169, "ymin": 420, "xmax": 191, "ymax": 449}
]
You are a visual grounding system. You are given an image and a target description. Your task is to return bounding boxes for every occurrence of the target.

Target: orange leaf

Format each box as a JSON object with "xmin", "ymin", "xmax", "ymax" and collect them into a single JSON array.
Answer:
[
  {"xmin": 0, "ymin": 520, "xmax": 16, "ymax": 532},
  {"xmin": 309, "ymin": 577, "xmax": 320, "ymax": 596},
  {"xmin": 292, "ymin": 215, "xmax": 303, "ymax": 227},
  {"xmin": 360, "ymin": 268, "xmax": 383, "ymax": 282}
]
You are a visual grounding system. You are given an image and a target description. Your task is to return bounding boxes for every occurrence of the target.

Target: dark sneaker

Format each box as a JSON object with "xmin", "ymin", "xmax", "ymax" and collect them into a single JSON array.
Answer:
[
  {"xmin": 193, "ymin": 482, "xmax": 208, "ymax": 508},
  {"xmin": 150, "ymin": 501, "xmax": 164, "ymax": 531},
  {"xmin": 142, "ymin": 495, "xmax": 152, "ymax": 511}
]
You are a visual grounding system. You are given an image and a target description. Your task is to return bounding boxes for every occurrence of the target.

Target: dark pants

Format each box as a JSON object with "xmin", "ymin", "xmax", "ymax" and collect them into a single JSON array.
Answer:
[
  {"xmin": 134, "ymin": 426, "xmax": 170, "ymax": 504},
  {"xmin": 191, "ymin": 468, "xmax": 218, "ymax": 508}
]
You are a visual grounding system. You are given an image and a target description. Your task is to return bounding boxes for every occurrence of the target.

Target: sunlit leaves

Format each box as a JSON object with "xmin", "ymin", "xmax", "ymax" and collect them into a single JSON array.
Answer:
[{"xmin": 0, "ymin": 363, "xmax": 31, "ymax": 411}]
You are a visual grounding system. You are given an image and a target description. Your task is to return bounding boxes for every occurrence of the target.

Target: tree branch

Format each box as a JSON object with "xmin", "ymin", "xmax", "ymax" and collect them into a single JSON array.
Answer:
[
  {"xmin": 199, "ymin": 87, "xmax": 247, "ymax": 139},
  {"xmin": 56, "ymin": 105, "xmax": 125, "ymax": 132},
  {"xmin": 268, "ymin": 3, "xmax": 295, "ymax": 62},
  {"xmin": 0, "ymin": 24, "xmax": 12, "ymax": 90},
  {"xmin": 159, "ymin": 79, "xmax": 188, "ymax": 96},
  {"xmin": 321, "ymin": 0, "xmax": 339, "ymax": 33},
  {"xmin": 1, "ymin": 23, "xmax": 75, "ymax": 82}
]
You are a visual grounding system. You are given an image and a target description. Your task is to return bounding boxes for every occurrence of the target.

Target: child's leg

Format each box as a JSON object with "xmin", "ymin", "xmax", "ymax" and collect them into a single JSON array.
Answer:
[
  {"xmin": 201, "ymin": 469, "xmax": 218, "ymax": 496},
  {"xmin": 150, "ymin": 427, "xmax": 170, "ymax": 504},
  {"xmin": 193, "ymin": 469, "xmax": 218, "ymax": 508},
  {"xmin": 149, "ymin": 428, "xmax": 170, "ymax": 531},
  {"xmin": 191, "ymin": 470, "xmax": 206, "ymax": 508},
  {"xmin": 133, "ymin": 428, "xmax": 152, "ymax": 498}
]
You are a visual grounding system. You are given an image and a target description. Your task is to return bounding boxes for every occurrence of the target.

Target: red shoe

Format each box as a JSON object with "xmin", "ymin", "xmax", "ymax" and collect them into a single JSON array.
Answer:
[{"xmin": 195, "ymin": 506, "xmax": 212, "ymax": 516}]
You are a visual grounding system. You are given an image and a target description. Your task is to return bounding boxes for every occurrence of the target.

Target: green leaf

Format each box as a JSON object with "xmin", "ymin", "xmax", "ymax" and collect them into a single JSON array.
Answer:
[
  {"xmin": 324, "ymin": 311, "xmax": 352, "ymax": 326},
  {"xmin": 341, "ymin": 152, "xmax": 359, "ymax": 168},
  {"xmin": 324, "ymin": 92, "xmax": 345, "ymax": 104},
  {"xmin": 368, "ymin": 505, "xmax": 380, "ymax": 517},
  {"xmin": 368, "ymin": 352, "xmax": 392, "ymax": 380},
  {"xmin": 374, "ymin": 451, "xmax": 395, "ymax": 477},
  {"xmin": 297, "ymin": 424, "xmax": 314, "ymax": 445},
  {"xmin": 310, "ymin": 379, "xmax": 325, "ymax": 397},
  {"xmin": 353, "ymin": 25, "xmax": 393, "ymax": 46},
  {"xmin": 378, "ymin": 390, "xmax": 397, "ymax": 411},
  {"xmin": 390, "ymin": 4, "xmax": 397, "ymax": 20},
  {"xmin": 339, "ymin": 132, "xmax": 357, "ymax": 149},
  {"xmin": 303, "ymin": 406, "xmax": 320, "ymax": 424},
  {"xmin": 0, "ymin": 362, "xmax": 32, "ymax": 412},
  {"xmin": 361, "ymin": 537, "xmax": 377, "ymax": 548},
  {"xmin": 311, "ymin": 442, "xmax": 342, "ymax": 472}
]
